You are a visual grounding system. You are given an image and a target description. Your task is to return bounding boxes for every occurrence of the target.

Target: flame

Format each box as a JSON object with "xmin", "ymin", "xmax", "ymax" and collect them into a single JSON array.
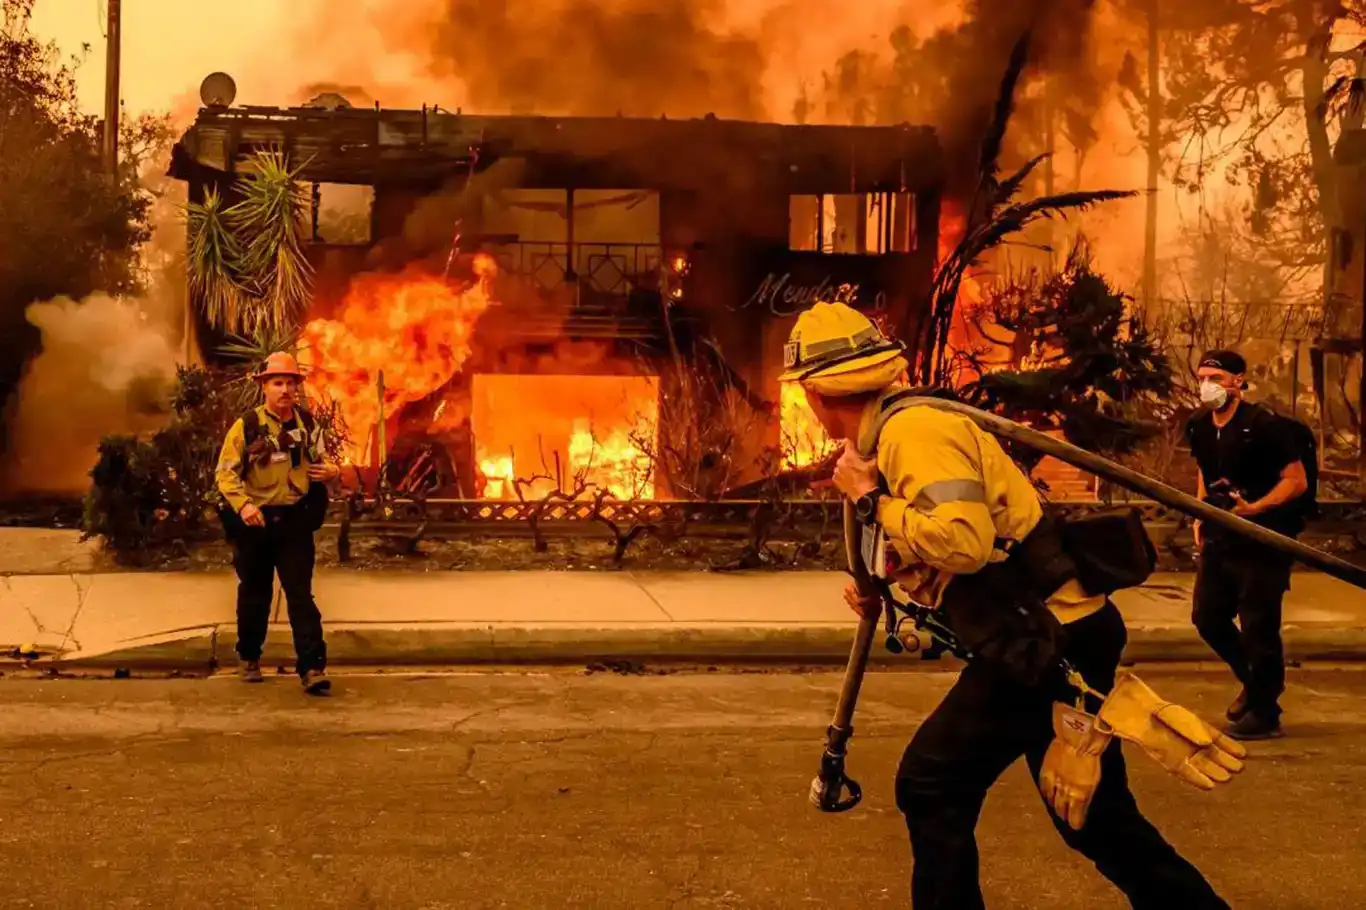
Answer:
[
  {"xmin": 300, "ymin": 254, "xmax": 500, "ymax": 465},
  {"xmin": 780, "ymin": 383, "xmax": 836, "ymax": 469},
  {"xmin": 471, "ymin": 374, "xmax": 658, "ymax": 500},
  {"xmin": 937, "ymin": 202, "xmax": 990, "ymax": 387}
]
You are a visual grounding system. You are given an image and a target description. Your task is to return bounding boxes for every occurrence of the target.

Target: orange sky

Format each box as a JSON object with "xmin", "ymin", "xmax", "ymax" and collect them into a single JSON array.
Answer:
[{"xmin": 27, "ymin": 0, "xmax": 439, "ymax": 120}]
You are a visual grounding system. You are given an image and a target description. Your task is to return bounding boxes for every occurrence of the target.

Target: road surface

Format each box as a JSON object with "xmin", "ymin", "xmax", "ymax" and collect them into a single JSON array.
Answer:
[{"xmin": 0, "ymin": 664, "xmax": 1361, "ymax": 909}]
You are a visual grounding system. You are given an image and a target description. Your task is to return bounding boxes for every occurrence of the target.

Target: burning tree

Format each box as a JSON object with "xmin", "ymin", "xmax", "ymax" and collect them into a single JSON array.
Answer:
[
  {"xmin": 920, "ymin": 34, "xmax": 1138, "ymax": 386},
  {"xmin": 955, "ymin": 242, "xmax": 1177, "ymax": 475}
]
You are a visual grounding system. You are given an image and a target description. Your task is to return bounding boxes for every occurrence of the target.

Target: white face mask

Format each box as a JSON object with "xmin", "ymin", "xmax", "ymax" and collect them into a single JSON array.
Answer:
[{"xmin": 1199, "ymin": 381, "xmax": 1229, "ymax": 409}]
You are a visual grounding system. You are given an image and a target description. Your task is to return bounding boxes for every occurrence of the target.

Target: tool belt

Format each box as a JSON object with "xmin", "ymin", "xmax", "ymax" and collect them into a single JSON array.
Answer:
[{"xmin": 934, "ymin": 513, "xmax": 1078, "ymax": 687}]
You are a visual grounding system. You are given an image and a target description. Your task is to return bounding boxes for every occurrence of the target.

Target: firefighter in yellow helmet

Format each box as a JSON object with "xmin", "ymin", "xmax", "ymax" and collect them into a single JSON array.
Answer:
[{"xmin": 782, "ymin": 302, "xmax": 1232, "ymax": 909}]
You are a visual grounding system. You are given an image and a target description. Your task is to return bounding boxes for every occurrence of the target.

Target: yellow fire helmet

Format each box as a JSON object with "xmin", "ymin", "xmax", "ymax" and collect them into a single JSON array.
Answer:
[{"xmin": 779, "ymin": 301, "xmax": 907, "ymax": 391}]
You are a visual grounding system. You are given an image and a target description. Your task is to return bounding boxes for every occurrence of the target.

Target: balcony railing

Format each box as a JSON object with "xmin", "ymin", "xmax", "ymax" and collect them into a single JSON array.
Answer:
[{"xmin": 483, "ymin": 241, "xmax": 667, "ymax": 296}]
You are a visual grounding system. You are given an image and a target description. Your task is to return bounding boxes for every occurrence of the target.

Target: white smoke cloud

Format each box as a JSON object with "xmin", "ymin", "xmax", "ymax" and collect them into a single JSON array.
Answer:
[{"xmin": 1, "ymin": 293, "xmax": 182, "ymax": 495}]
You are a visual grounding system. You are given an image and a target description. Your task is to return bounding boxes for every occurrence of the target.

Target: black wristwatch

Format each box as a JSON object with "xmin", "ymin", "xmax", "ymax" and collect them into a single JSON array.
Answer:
[{"xmin": 854, "ymin": 489, "xmax": 886, "ymax": 525}]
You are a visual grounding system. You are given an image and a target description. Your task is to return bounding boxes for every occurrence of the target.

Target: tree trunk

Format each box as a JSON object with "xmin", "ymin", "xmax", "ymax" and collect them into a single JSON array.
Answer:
[
  {"xmin": 1141, "ymin": 0, "xmax": 1160, "ymax": 311},
  {"xmin": 1297, "ymin": 16, "xmax": 1358, "ymax": 482}
]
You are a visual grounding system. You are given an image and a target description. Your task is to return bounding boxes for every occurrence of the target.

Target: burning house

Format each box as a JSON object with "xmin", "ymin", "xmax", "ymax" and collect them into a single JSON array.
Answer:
[{"xmin": 168, "ymin": 80, "xmax": 946, "ymax": 502}]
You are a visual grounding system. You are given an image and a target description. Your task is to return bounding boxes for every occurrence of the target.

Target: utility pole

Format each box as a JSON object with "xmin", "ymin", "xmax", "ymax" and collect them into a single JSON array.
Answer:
[
  {"xmin": 1141, "ymin": 0, "xmax": 1160, "ymax": 310},
  {"xmin": 102, "ymin": 0, "xmax": 122, "ymax": 176}
]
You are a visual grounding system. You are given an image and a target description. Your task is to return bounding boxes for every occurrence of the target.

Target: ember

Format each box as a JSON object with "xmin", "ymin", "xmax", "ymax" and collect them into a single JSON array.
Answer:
[{"xmin": 300, "ymin": 255, "xmax": 500, "ymax": 465}]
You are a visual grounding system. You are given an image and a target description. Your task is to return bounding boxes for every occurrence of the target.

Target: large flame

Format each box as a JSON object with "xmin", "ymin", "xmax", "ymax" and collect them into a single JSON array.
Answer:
[
  {"xmin": 301, "ymin": 254, "xmax": 500, "ymax": 465},
  {"xmin": 471, "ymin": 374, "xmax": 658, "ymax": 500}
]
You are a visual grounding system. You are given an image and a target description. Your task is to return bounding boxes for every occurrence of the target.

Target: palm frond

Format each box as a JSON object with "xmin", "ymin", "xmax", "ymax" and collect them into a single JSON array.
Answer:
[
  {"xmin": 978, "ymin": 30, "xmax": 1034, "ymax": 188},
  {"xmin": 226, "ymin": 149, "xmax": 315, "ymax": 336},
  {"xmin": 994, "ymin": 153, "xmax": 1050, "ymax": 207},
  {"xmin": 184, "ymin": 187, "xmax": 250, "ymax": 332}
]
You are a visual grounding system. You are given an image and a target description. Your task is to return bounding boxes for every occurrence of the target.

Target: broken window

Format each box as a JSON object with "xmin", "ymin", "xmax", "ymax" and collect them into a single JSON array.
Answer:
[
  {"xmin": 788, "ymin": 193, "xmax": 915, "ymax": 254},
  {"xmin": 311, "ymin": 183, "xmax": 374, "ymax": 245}
]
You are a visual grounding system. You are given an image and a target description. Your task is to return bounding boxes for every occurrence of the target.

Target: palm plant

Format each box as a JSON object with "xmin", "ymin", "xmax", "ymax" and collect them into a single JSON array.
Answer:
[
  {"xmin": 226, "ymin": 149, "xmax": 315, "ymax": 337},
  {"xmin": 920, "ymin": 31, "xmax": 1138, "ymax": 385},
  {"xmin": 184, "ymin": 187, "xmax": 249, "ymax": 333},
  {"xmin": 184, "ymin": 148, "xmax": 315, "ymax": 338}
]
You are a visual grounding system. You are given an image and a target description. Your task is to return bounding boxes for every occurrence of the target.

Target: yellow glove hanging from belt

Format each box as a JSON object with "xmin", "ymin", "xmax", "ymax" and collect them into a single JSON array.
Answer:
[
  {"xmin": 1095, "ymin": 670, "xmax": 1249, "ymax": 789},
  {"xmin": 1038, "ymin": 703, "xmax": 1112, "ymax": 831}
]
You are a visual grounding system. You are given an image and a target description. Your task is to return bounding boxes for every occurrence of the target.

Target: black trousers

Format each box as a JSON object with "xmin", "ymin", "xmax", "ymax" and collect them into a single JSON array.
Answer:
[
  {"xmin": 1192, "ymin": 539, "xmax": 1291, "ymax": 720},
  {"xmin": 231, "ymin": 503, "xmax": 327, "ymax": 676},
  {"xmin": 894, "ymin": 601, "xmax": 1227, "ymax": 910}
]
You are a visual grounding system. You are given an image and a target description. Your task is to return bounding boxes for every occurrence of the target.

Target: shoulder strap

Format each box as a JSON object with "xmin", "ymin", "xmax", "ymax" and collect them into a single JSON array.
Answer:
[
  {"xmin": 237, "ymin": 408, "xmax": 262, "ymax": 479},
  {"xmin": 296, "ymin": 406, "xmax": 315, "ymax": 434},
  {"xmin": 860, "ymin": 386, "xmax": 953, "ymax": 456},
  {"xmin": 241, "ymin": 408, "xmax": 262, "ymax": 444}
]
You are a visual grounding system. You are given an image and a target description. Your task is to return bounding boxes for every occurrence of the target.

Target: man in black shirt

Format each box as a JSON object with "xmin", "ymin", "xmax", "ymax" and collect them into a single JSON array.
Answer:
[{"xmin": 1185, "ymin": 350, "xmax": 1309, "ymax": 741}]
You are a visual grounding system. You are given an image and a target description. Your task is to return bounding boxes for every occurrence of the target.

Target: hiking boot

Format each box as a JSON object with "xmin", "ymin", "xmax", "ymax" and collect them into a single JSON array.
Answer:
[
  {"xmin": 1226, "ymin": 711, "xmax": 1283, "ymax": 741},
  {"xmin": 1225, "ymin": 687, "xmax": 1249, "ymax": 723},
  {"xmin": 302, "ymin": 669, "xmax": 331, "ymax": 695},
  {"xmin": 240, "ymin": 660, "xmax": 264, "ymax": 684}
]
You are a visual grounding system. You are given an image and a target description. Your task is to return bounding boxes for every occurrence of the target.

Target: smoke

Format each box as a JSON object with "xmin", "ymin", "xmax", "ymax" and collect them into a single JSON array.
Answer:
[
  {"xmin": 0, "ymin": 293, "xmax": 181, "ymax": 496},
  {"xmin": 413, "ymin": 0, "xmax": 769, "ymax": 118}
]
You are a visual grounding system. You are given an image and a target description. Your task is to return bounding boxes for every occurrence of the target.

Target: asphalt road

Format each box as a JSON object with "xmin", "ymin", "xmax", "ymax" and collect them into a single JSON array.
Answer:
[{"xmin": 0, "ymin": 664, "xmax": 1362, "ymax": 909}]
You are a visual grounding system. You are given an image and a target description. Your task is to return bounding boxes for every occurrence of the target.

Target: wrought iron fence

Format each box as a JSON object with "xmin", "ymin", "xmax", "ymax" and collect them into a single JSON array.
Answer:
[{"xmin": 331, "ymin": 497, "xmax": 1366, "ymax": 540}]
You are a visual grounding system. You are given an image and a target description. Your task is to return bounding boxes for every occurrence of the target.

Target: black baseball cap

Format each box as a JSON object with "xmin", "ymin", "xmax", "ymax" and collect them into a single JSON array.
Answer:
[{"xmin": 1198, "ymin": 349, "xmax": 1247, "ymax": 375}]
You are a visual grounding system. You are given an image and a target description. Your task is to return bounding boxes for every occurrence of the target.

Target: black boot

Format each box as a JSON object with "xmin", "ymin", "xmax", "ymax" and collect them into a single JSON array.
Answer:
[
  {"xmin": 1225, "ymin": 687, "xmax": 1249, "ymax": 722},
  {"xmin": 1226, "ymin": 710, "xmax": 1282, "ymax": 741}
]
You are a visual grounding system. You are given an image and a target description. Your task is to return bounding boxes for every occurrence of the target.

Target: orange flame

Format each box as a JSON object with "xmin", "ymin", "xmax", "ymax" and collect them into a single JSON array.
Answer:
[
  {"xmin": 471, "ymin": 374, "xmax": 658, "ymax": 500},
  {"xmin": 937, "ymin": 202, "xmax": 990, "ymax": 387},
  {"xmin": 780, "ymin": 383, "xmax": 836, "ymax": 469},
  {"xmin": 300, "ymin": 255, "xmax": 500, "ymax": 465}
]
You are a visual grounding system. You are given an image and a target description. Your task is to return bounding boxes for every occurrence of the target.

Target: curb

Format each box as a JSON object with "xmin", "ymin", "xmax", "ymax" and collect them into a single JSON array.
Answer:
[{"xmin": 38, "ymin": 621, "xmax": 1366, "ymax": 671}]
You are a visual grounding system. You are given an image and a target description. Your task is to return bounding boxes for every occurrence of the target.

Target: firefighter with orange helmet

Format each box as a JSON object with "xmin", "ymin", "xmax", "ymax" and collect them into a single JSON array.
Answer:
[
  {"xmin": 216, "ymin": 352, "xmax": 340, "ymax": 695},
  {"xmin": 782, "ymin": 302, "xmax": 1238, "ymax": 908}
]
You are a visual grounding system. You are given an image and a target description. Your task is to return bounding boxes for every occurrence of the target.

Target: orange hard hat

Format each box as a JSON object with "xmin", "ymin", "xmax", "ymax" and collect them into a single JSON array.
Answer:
[{"xmin": 254, "ymin": 351, "xmax": 306, "ymax": 381}]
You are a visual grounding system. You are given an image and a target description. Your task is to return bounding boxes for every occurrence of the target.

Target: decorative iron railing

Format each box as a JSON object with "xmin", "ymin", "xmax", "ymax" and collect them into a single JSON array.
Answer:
[{"xmin": 484, "ymin": 242, "xmax": 666, "ymax": 296}]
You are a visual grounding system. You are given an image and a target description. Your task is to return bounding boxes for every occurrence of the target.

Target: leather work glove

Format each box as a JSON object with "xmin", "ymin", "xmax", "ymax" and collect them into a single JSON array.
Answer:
[
  {"xmin": 1038, "ymin": 703, "xmax": 1112, "ymax": 831},
  {"xmin": 1095, "ymin": 671, "xmax": 1248, "ymax": 790}
]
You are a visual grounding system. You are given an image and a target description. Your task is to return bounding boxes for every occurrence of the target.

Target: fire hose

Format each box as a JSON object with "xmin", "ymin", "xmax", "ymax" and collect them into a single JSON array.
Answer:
[{"xmin": 810, "ymin": 397, "xmax": 1366, "ymax": 814}]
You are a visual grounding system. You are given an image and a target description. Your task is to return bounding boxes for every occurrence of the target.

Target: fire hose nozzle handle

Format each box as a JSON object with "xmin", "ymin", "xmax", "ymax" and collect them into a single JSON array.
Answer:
[{"xmin": 810, "ymin": 749, "xmax": 863, "ymax": 813}]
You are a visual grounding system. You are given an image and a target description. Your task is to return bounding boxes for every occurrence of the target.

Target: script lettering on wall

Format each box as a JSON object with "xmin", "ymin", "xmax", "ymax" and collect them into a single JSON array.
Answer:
[{"xmin": 742, "ymin": 271, "xmax": 888, "ymax": 317}]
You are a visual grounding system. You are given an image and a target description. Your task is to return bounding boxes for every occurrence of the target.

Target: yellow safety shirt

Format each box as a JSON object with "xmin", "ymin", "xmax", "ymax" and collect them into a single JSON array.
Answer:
[
  {"xmin": 216, "ymin": 406, "xmax": 329, "ymax": 514},
  {"xmin": 855, "ymin": 388, "xmax": 1105, "ymax": 625}
]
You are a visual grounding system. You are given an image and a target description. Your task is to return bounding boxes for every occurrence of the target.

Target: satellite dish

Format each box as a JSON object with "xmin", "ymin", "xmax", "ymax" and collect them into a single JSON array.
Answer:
[{"xmin": 200, "ymin": 72, "xmax": 237, "ymax": 108}]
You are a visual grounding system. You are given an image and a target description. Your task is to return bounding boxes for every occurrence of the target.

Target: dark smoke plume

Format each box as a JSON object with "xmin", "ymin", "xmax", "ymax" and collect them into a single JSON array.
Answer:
[{"xmin": 418, "ymin": 0, "xmax": 768, "ymax": 118}]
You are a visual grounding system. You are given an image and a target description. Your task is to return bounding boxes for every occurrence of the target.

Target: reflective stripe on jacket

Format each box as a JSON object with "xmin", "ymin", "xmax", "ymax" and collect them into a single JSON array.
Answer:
[{"xmin": 856, "ymin": 388, "xmax": 1104, "ymax": 625}]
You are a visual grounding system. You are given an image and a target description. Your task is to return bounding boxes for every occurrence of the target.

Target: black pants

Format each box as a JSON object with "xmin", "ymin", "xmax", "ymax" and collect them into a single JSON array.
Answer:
[
  {"xmin": 894, "ymin": 601, "xmax": 1227, "ymax": 910},
  {"xmin": 231, "ymin": 503, "xmax": 327, "ymax": 676},
  {"xmin": 1192, "ymin": 539, "xmax": 1291, "ymax": 720}
]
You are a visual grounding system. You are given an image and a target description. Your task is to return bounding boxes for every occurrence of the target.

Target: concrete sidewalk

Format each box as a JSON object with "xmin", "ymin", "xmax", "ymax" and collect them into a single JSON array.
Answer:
[{"xmin": 4, "ymin": 566, "xmax": 1366, "ymax": 669}]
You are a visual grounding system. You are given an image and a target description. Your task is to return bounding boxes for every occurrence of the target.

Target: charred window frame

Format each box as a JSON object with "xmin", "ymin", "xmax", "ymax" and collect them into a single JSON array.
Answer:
[
  {"xmin": 788, "ymin": 193, "xmax": 916, "ymax": 254},
  {"xmin": 310, "ymin": 183, "xmax": 375, "ymax": 245}
]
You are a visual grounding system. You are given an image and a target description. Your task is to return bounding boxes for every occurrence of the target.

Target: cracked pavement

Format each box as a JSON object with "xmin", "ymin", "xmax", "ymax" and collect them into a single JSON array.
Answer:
[{"xmin": 0, "ymin": 666, "xmax": 1363, "ymax": 909}]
